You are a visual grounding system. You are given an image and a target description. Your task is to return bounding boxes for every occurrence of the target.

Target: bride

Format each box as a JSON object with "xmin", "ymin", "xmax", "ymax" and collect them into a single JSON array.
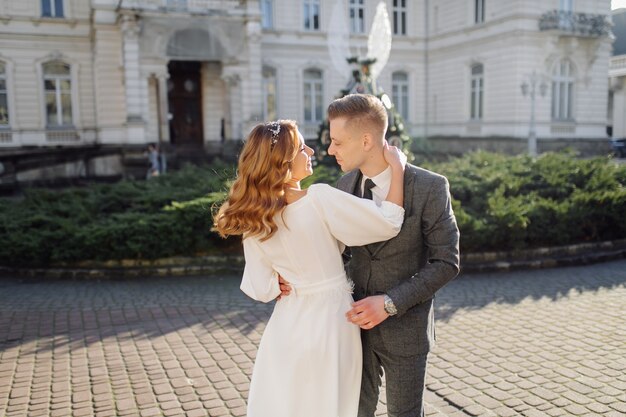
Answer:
[{"xmin": 214, "ymin": 119, "xmax": 405, "ymax": 417}]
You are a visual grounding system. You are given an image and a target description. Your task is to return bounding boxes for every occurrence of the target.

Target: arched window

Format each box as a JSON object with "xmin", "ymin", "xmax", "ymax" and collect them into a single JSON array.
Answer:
[
  {"xmin": 470, "ymin": 64, "xmax": 483, "ymax": 120},
  {"xmin": 392, "ymin": 71, "xmax": 409, "ymax": 121},
  {"xmin": 0, "ymin": 62, "xmax": 8, "ymax": 127},
  {"xmin": 303, "ymin": 69, "xmax": 323, "ymax": 123},
  {"xmin": 262, "ymin": 66, "xmax": 277, "ymax": 120},
  {"xmin": 43, "ymin": 61, "xmax": 73, "ymax": 127},
  {"xmin": 552, "ymin": 59, "xmax": 574, "ymax": 120}
]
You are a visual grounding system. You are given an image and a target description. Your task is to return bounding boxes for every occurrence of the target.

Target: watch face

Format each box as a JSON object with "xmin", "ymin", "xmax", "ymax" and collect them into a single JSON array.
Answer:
[{"xmin": 384, "ymin": 297, "xmax": 397, "ymax": 315}]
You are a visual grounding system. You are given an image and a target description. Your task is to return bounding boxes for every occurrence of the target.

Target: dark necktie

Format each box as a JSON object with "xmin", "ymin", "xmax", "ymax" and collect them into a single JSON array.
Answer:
[{"xmin": 362, "ymin": 178, "xmax": 376, "ymax": 200}]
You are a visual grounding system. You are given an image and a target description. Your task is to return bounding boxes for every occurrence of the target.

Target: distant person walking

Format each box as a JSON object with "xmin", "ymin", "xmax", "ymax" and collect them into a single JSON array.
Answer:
[{"xmin": 146, "ymin": 143, "xmax": 162, "ymax": 179}]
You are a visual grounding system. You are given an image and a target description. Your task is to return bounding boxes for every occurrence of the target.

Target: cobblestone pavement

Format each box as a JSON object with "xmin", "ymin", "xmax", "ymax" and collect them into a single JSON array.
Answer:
[{"xmin": 1, "ymin": 259, "xmax": 625, "ymax": 417}]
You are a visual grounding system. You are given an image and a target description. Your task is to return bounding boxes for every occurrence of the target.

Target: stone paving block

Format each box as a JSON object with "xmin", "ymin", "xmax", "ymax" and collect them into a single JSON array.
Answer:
[
  {"xmin": 1, "ymin": 261, "xmax": 625, "ymax": 417},
  {"xmin": 609, "ymin": 401, "xmax": 626, "ymax": 414},
  {"xmin": 207, "ymin": 406, "xmax": 229, "ymax": 416},
  {"xmin": 522, "ymin": 409, "xmax": 551, "ymax": 417},
  {"xmin": 545, "ymin": 408, "xmax": 567, "ymax": 417},
  {"xmin": 530, "ymin": 386, "xmax": 560, "ymax": 401},
  {"xmin": 74, "ymin": 406, "xmax": 95, "ymax": 417},
  {"xmin": 50, "ymin": 407, "xmax": 72, "ymax": 417},
  {"xmin": 140, "ymin": 407, "xmax": 163, "ymax": 416},
  {"xmin": 562, "ymin": 390, "xmax": 592, "ymax": 405},
  {"xmin": 163, "ymin": 408, "xmax": 186, "ymax": 417},
  {"xmin": 462, "ymin": 404, "xmax": 490, "ymax": 416},
  {"xmin": 564, "ymin": 403, "xmax": 592, "ymax": 416},
  {"xmin": 445, "ymin": 392, "xmax": 474, "ymax": 409}
]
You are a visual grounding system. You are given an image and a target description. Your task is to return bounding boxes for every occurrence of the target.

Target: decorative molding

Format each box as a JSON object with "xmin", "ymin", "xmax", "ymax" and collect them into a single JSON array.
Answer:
[
  {"xmin": 120, "ymin": 14, "xmax": 141, "ymax": 38},
  {"xmin": 221, "ymin": 71, "xmax": 241, "ymax": 87}
]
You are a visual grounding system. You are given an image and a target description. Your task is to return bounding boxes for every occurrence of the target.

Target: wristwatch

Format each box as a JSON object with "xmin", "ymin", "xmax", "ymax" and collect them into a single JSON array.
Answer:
[{"xmin": 383, "ymin": 294, "xmax": 397, "ymax": 316}]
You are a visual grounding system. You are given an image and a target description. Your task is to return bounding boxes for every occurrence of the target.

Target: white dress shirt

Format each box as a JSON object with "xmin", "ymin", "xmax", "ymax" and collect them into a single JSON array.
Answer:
[{"xmin": 360, "ymin": 165, "xmax": 392, "ymax": 206}]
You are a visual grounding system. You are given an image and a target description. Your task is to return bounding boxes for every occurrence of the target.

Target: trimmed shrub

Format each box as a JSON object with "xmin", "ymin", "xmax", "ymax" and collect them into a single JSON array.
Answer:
[
  {"xmin": 0, "ymin": 163, "xmax": 234, "ymax": 266},
  {"xmin": 1, "ymin": 152, "xmax": 625, "ymax": 267},
  {"xmin": 423, "ymin": 151, "xmax": 626, "ymax": 252}
]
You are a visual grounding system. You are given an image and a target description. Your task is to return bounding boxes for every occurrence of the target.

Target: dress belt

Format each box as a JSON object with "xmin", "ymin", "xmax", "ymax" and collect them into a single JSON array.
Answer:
[{"xmin": 290, "ymin": 274, "xmax": 353, "ymax": 296}]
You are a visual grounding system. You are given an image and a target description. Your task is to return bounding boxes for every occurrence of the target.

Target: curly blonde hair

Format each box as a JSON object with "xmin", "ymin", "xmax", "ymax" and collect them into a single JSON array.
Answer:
[{"xmin": 214, "ymin": 120, "xmax": 300, "ymax": 241}]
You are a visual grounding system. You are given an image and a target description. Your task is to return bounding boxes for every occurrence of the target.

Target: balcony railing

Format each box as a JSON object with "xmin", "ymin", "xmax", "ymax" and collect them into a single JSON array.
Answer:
[
  {"xmin": 539, "ymin": 10, "xmax": 610, "ymax": 37},
  {"xmin": 611, "ymin": 56, "xmax": 626, "ymax": 70},
  {"xmin": 120, "ymin": 0, "xmax": 244, "ymax": 14},
  {"xmin": 610, "ymin": 55, "xmax": 626, "ymax": 77}
]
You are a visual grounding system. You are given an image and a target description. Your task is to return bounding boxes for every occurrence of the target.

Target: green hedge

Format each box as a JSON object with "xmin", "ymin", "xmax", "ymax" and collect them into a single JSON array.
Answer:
[
  {"xmin": 0, "ymin": 163, "xmax": 237, "ymax": 267},
  {"xmin": 424, "ymin": 151, "xmax": 626, "ymax": 252},
  {"xmin": 1, "ymin": 152, "xmax": 625, "ymax": 267}
]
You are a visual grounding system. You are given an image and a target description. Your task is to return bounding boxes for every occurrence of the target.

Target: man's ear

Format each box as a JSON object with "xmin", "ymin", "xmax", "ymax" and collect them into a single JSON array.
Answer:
[{"xmin": 362, "ymin": 132, "xmax": 374, "ymax": 151}]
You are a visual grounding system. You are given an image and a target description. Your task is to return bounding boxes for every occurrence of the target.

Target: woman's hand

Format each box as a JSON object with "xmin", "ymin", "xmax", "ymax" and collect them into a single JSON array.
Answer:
[
  {"xmin": 383, "ymin": 140, "xmax": 407, "ymax": 172},
  {"xmin": 382, "ymin": 140, "xmax": 405, "ymax": 207},
  {"xmin": 276, "ymin": 274, "xmax": 291, "ymax": 301}
]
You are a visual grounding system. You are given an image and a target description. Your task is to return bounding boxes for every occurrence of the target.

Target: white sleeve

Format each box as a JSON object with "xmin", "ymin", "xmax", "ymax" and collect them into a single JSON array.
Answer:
[
  {"xmin": 240, "ymin": 236, "xmax": 280, "ymax": 303},
  {"xmin": 308, "ymin": 184, "xmax": 404, "ymax": 247}
]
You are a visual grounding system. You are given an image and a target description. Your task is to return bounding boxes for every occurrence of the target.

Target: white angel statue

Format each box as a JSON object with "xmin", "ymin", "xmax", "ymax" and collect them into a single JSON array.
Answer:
[{"xmin": 319, "ymin": 1, "xmax": 409, "ymax": 157}]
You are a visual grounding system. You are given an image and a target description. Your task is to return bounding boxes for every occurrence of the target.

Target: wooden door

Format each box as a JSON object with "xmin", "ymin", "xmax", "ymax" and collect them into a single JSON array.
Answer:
[{"xmin": 167, "ymin": 61, "xmax": 203, "ymax": 148}]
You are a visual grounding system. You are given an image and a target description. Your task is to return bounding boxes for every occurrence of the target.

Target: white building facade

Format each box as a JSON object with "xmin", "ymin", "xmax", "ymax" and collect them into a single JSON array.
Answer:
[
  {"xmin": 0, "ymin": 0, "xmax": 614, "ymax": 176},
  {"xmin": 610, "ymin": 8, "xmax": 626, "ymax": 140}
]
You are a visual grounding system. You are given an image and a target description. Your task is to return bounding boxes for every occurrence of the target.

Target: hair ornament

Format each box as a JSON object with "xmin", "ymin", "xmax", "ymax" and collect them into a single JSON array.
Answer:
[{"xmin": 267, "ymin": 121, "xmax": 281, "ymax": 147}]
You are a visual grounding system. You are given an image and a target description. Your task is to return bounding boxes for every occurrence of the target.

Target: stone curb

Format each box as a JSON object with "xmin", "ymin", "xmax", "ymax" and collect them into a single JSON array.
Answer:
[
  {"xmin": 460, "ymin": 238, "xmax": 626, "ymax": 273},
  {"xmin": 1, "ymin": 239, "xmax": 626, "ymax": 279}
]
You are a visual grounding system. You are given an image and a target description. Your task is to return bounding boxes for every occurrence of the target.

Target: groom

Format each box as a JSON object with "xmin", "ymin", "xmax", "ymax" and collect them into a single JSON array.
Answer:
[{"xmin": 328, "ymin": 94, "xmax": 459, "ymax": 417}]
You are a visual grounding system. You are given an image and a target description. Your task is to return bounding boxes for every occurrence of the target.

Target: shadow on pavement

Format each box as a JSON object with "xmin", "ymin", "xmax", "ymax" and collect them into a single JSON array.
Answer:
[
  {"xmin": 434, "ymin": 259, "xmax": 626, "ymax": 323},
  {"xmin": 1, "ymin": 259, "xmax": 625, "ymax": 353},
  {"xmin": 0, "ymin": 274, "xmax": 272, "ymax": 355}
]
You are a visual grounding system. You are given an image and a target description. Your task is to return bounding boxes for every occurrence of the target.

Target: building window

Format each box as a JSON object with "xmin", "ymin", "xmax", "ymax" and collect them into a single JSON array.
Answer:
[
  {"xmin": 263, "ymin": 66, "xmax": 277, "ymax": 120},
  {"xmin": 392, "ymin": 72, "xmax": 409, "ymax": 121},
  {"xmin": 166, "ymin": 0, "xmax": 188, "ymax": 10},
  {"xmin": 303, "ymin": 69, "xmax": 323, "ymax": 123},
  {"xmin": 470, "ymin": 64, "xmax": 483, "ymax": 120},
  {"xmin": 0, "ymin": 63, "xmax": 8, "ymax": 127},
  {"xmin": 560, "ymin": 0, "xmax": 573, "ymax": 12},
  {"xmin": 393, "ymin": 0, "xmax": 407, "ymax": 35},
  {"xmin": 475, "ymin": 0, "xmax": 485, "ymax": 24},
  {"xmin": 304, "ymin": 0, "xmax": 320, "ymax": 31},
  {"xmin": 41, "ymin": 0, "xmax": 64, "ymax": 18},
  {"xmin": 350, "ymin": 0, "xmax": 365, "ymax": 34},
  {"xmin": 43, "ymin": 61, "xmax": 73, "ymax": 127},
  {"xmin": 552, "ymin": 59, "xmax": 574, "ymax": 121},
  {"xmin": 261, "ymin": 0, "xmax": 273, "ymax": 29},
  {"xmin": 558, "ymin": 0, "xmax": 573, "ymax": 28}
]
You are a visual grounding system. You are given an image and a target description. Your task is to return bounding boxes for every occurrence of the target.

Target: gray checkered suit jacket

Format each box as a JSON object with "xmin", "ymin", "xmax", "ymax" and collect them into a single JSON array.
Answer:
[{"xmin": 337, "ymin": 163, "xmax": 460, "ymax": 356}]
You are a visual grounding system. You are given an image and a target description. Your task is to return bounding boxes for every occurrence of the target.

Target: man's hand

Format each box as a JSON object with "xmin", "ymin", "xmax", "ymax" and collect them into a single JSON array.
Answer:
[
  {"xmin": 345, "ymin": 295, "xmax": 389, "ymax": 330},
  {"xmin": 276, "ymin": 274, "xmax": 291, "ymax": 301}
]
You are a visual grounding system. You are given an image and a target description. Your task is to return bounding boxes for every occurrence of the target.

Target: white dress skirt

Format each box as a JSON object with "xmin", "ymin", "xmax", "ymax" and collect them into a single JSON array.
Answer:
[{"xmin": 240, "ymin": 184, "xmax": 404, "ymax": 417}]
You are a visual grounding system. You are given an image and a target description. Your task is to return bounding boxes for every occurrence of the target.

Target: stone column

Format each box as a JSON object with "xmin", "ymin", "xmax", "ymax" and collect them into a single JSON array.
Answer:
[
  {"xmin": 120, "ymin": 14, "xmax": 147, "ymax": 143},
  {"xmin": 244, "ymin": 11, "xmax": 263, "ymax": 126},
  {"xmin": 155, "ymin": 72, "xmax": 170, "ymax": 145},
  {"xmin": 121, "ymin": 14, "xmax": 143, "ymax": 123},
  {"xmin": 221, "ymin": 67, "xmax": 245, "ymax": 158},
  {"xmin": 612, "ymin": 77, "xmax": 626, "ymax": 138},
  {"xmin": 221, "ymin": 68, "xmax": 243, "ymax": 140}
]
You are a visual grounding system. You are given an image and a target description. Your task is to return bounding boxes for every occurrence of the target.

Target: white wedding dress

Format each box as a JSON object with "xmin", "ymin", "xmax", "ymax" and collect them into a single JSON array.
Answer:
[{"xmin": 241, "ymin": 184, "xmax": 404, "ymax": 417}]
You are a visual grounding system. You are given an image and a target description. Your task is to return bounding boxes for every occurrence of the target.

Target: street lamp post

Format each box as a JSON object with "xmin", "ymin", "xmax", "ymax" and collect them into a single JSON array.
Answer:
[{"xmin": 521, "ymin": 71, "xmax": 547, "ymax": 157}]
